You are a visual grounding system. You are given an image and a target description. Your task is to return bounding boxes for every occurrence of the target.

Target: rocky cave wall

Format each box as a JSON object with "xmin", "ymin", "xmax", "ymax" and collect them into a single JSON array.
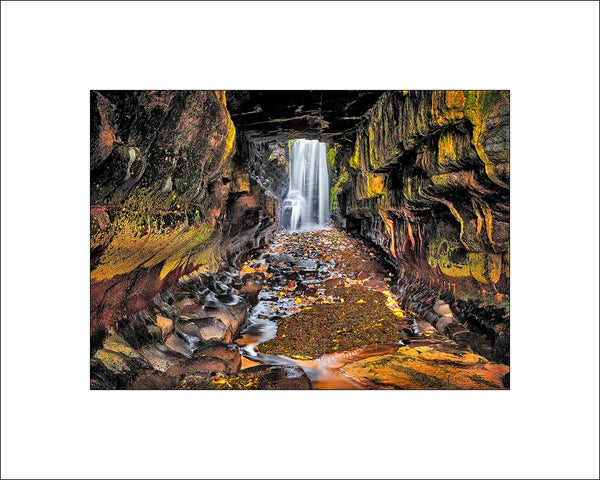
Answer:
[
  {"xmin": 90, "ymin": 91, "xmax": 283, "ymax": 335},
  {"xmin": 330, "ymin": 90, "xmax": 510, "ymax": 304},
  {"xmin": 90, "ymin": 89, "xmax": 509, "ymax": 339}
]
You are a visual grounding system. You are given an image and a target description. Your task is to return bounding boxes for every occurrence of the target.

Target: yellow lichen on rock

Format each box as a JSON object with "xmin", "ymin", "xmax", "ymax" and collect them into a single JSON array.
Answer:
[
  {"xmin": 349, "ymin": 140, "xmax": 361, "ymax": 169},
  {"xmin": 380, "ymin": 211, "xmax": 397, "ymax": 258},
  {"xmin": 468, "ymin": 252, "xmax": 502, "ymax": 284},
  {"xmin": 438, "ymin": 132, "xmax": 458, "ymax": 169},
  {"xmin": 331, "ymin": 169, "xmax": 349, "ymax": 212},
  {"xmin": 91, "ymin": 222, "xmax": 215, "ymax": 282},
  {"xmin": 357, "ymin": 173, "xmax": 386, "ymax": 199},
  {"xmin": 368, "ymin": 173, "xmax": 386, "ymax": 196},
  {"xmin": 445, "ymin": 90, "xmax": 466, "ymax": 110},
  {"xmin": 327, "ymin": 143, "xmax": 341, "ymax": 170},
  {"xmin": 428, "ymin": 238, "xmax": 471, "ymax": 278},
  {"xmin": 157, "ymin": 224, "xmax": 215, "ymax": 279},
  {"xmin": 428, "ymin": 237, "xmax": 504, "ymax": 285},
  {"xmin": 341, "ymin": 346, "xmax": 508, "ymax": 389},
  {"xmin": 187, "ymin": 245, "xmax": 221, "ymax": 275},
  {"xmin": 463, "ymin": 90, "xmax": 509, "ymax": 189},
  {"xmin": 103, "ymin": 331, "xmax": 144, "ymax": 359},
  {"xmin": 220, "ymin": 91, "xmax": 237, "ymax": 163},
  {"xmin": 94, "ymin": 349, "xmax": 132, "ymax": 375}
]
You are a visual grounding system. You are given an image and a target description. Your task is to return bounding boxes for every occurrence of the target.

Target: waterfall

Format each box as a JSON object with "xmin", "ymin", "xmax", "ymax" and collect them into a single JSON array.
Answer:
[{"xmin": 282, "ymin": 139, "xmax": 330, "ymax": 232}]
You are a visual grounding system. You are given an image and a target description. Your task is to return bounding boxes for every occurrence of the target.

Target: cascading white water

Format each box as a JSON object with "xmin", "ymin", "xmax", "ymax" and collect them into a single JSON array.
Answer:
[{"xmin": 282, "ymin": 139, "xmax": 330, "ymax": 232}]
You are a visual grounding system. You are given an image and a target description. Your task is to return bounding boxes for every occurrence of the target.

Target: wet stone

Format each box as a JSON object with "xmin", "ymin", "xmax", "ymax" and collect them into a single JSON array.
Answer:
[
  {"xmin": 265, "ymin": 275, "xmax": 286, "ymax": 287},
  {"xmin": 258, "ymin": 292, "xmax": 279, "ymax": 302},
  {"xmin": 246, "ymin": 365, "xmax": 312, "ymax": 390},
  {"xmin": 444, "ymin": 322, "xmax": 468, "ymax": 338},
  {"xmin": 190, "ymin": 317, "xmax": 230, "ymax": 343},
  {"xmin": 93, "ymin": 348, "xmax": 150, "ymax": 388},
  {"xmin": 176, "ymin": 321, "xmax": 206, "ymax": 342},
  {"xmin": 174, "ymin": 302, "xmax": 204, "ymax": 317},
  {"xmin": 215, "ymin": 293, "xmax": 244, "ymax": 306},
  {"xmin": 180, "ymin": 301, "xmax": 246, "ymax": 338},
  {"xmin": 294, "ymin": 259, "xmax": 319, "ymax": 270},
  {"xmin": 166, "ymin": 356, "xmax": 232, "ymax": 377},
  {"xmin": 196, "ymin": 343, "xmax": 242, "ymax": 372},
  {"xmin": 265, "ymin": 253, "xmax": 295, "ymax": 264},
  {"xmin": 131, "ymin": 370, "xmax": 178, "ymax": 390},
  {"xmin": 177, "ymin": 365, "xmax": 312, "ymax": 390},
  {"xmin": 173, "ymin": 297, "xmax": 196, "ymax": 311},
  {"xmin": 369, "ymin": 272, "xmax": 386, "ymax": 281},
  {"xmin": 164, "ymin": 331, "xmax": 195, "ymax": 356},
  {"xmin": 324, "ymin": 277, "xmax": 344, "ymax": 288},
  {"xmin": 231, "ymin": 228, "xmax": 509, "ymax": 389},
  {"xmin": 433, "ymin": 300, "xmax": 453, "ymax": 317},
  {"xmin": 283, "ymin": 271, "xmax": 298, "ymax": 280},
  {"xmin": 239, "ymin": 280, "xmax": 263, "ymax": 305}
]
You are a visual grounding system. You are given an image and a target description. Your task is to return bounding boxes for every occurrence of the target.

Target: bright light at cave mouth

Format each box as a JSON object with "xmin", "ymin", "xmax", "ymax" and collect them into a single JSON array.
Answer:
[{"xmin": 282, "ymin": 139, "xmax": 331, "ymax": 233}]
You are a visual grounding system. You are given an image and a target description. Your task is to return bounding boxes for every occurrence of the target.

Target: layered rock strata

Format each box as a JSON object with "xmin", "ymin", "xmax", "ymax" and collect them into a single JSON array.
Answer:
[
  {"xmin": 91, "ymin": 269, "xmax": 313, "ymax": 390},
  {"xmin": 90, "ymin": 90, "xmax": 511, "ymax": 388},
  {"xmin": 90, "ymin": 91, "xmax": 284, "ymax": 335},
  {"xmin": 331, "ymin": 91, "xmax": 510, "ymax": 303}
]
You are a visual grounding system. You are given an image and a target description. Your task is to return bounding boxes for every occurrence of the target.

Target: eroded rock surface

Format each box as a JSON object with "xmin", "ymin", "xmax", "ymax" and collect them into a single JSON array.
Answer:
[
  {"xmin": 90, "ymin": 90, "xmax": 509, "ymax": 389},
  {"xmin": 234, "ymin": 229, "xmax": 508, "ymax": 389},
  {"xmin": 90, "ymin": 91, "xmax": 283, "ymax": 335},
  {"xmin": 90, "ymin": 271, "xmax": 248, "ymax": 389},
  {"xmin": 177, "ymin": 365, "xmax": 312, "ymax": 390},
  {"xmin": 341, "ymin": 344, "xmax": 509, "ymax": 390},
  {"xmin": 330, "ymin": 91, "xmax": 509, "ymax": 304}
]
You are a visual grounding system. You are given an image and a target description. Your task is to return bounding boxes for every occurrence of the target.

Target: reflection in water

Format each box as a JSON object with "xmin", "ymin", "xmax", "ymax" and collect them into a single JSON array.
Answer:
[{"xmin": 297, "ymin": 343, "xmax": 401, "ymax": 389}]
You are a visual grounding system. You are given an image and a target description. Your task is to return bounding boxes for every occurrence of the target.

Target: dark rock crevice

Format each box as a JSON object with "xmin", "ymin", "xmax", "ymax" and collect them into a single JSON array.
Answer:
[{"xmin": 226, "ymin": 90, "xmax": 384, "ymax": 144}]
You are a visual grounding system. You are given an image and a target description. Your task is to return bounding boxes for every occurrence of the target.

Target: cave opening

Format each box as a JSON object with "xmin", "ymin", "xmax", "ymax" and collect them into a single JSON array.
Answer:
[
  {"xmin": 90, "ymin": 90, "xmax": 510, "ymax": 391},
  {"xmin": 281, "ymin": 138, "xmax": 331, "ymax": 232}
]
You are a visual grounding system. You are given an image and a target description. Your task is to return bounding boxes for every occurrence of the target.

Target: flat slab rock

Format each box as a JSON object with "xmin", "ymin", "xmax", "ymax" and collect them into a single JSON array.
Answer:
[
  {"xmin": 293, "ymin": 259, "xmax": 319, "ymax": 271},
  {"xmin": 264, "ymin": 253, "xmax": 296, "ymax": 264},
  {"xmin": 165, "ymin": 343, "xmax": 242, "ymax": 378},
  {"xmin": 177, "ymin": 364, "xmax": 312, "ymax": 390},
  {"xmin": 139, "ymin": 343, "xmax": 188, "ymax": 372},
  {"xmin": 341, "ymin": 345, "xmax": 509, "ymax": 390},
  {"xmin": 166, "ymin": 355, "xmax": 233, "ymax": 378},
  {"xmin": 131, "ymin": 370, "xmax": 178, "ymax": 390}
]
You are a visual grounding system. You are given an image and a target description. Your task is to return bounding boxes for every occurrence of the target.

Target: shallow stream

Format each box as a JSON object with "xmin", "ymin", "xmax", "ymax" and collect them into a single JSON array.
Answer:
[{"xmin": 232, "ymin": 228, "xmax": 490, "ymax": 389}]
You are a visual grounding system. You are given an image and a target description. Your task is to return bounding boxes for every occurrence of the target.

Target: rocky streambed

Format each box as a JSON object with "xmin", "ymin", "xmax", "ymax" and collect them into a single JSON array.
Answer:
[{"xmin": 91, "ymin": 228, "xmax": 509, "ymax": 390}]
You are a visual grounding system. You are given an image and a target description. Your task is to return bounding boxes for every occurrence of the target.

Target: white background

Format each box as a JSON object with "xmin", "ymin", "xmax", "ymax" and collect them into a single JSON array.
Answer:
[{"xmin": 1, "ymin": 1, "xmax": 599, "ymax": 479}]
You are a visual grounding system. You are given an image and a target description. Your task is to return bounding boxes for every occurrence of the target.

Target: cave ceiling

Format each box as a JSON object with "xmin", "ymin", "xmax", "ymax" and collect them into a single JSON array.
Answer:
[{"xmin": 226, "ymin": 90, "xmax": 384, "ymax": 145}]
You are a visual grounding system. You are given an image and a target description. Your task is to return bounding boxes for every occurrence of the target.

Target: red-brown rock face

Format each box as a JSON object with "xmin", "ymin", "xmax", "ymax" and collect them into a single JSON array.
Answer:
[
  {"xmin": 90, "ymin": 91, "xmax": 278, "ymax": 334},
  {"xmin": 331, "ymin": 91, "xmax": 510, "ymax": 303}
]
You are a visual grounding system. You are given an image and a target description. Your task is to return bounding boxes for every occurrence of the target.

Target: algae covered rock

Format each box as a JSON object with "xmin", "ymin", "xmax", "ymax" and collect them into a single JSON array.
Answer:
[
  {"xmin": 332, "ymin": 90, "xmax": 510, "ymax": 300},
  {"xmin": 177, "ymin": 365, "xmax": 312, "ymax": 390}
]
